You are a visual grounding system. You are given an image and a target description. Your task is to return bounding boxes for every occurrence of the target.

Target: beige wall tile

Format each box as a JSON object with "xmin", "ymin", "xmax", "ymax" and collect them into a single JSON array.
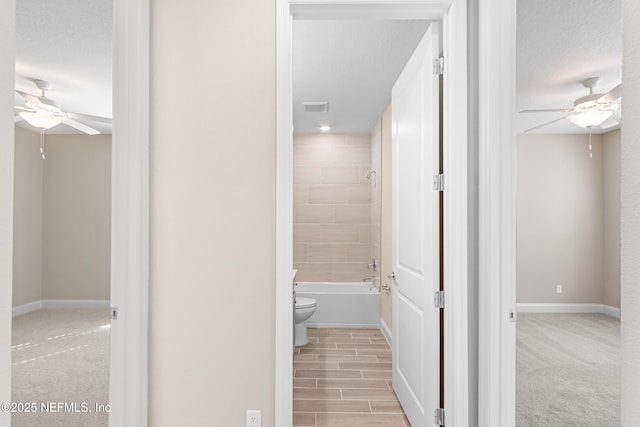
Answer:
[
  {"xmin": 320, "ymin": 224, "xmax": 360, "ymax": 243},
  {"xmin": 307, "ymin": 244, "xmax": 348, "ymax": 263},
  {"xmin": 333, "ymin": 263, "xmax": 369, "ymax": 282},
  {"xmin": 294, "ymin": 224, "xmax": 322, "ymax": 243},
  {"xmin": 294, "ymin": 243, "xmax": 308, "ymax": 263},
  {"xmin": 358, "ymin": 225, "xmax": 371, "ymax": 244},
  {"xmin": 322, "ymin": 167, "xmax": 360, "ymax": 184},
  {"xmin": 308, "ymin": 185, "xmax": 347, "ymax": 204},
  {"xmin": 295, "ymin": 205, "xmax": 334, "ymax": 223},
  {"xmin": 335, "ymin": 205, "xmax": 370, "ymax": 224},
  {"xmin": 293, "ymin": 133, "xmax": 372, "ymax": 283},
  {"xmin": 293, "ymin": 184, "xmax": 309, "ymax": 204},
  {"xmin": 295, "ymin": 263, "xmax": 333, "ymax": 282},
  {"xmin": 348, "ymin": 244, "xmax": 372, "ymax": 263},
  {"xmin": 294, "ymin": 166, "xmax": 322, "ymax": 184},
  {"xmin": 347, "ymin": 184, "xmax": 372, "ymax": 204}
]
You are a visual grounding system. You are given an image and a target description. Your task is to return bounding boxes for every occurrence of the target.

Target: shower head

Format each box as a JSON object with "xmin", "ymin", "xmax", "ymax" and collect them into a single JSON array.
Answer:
[{"xmin": 365, "ymin": 170, "xmax": 377, "ymax": 180}]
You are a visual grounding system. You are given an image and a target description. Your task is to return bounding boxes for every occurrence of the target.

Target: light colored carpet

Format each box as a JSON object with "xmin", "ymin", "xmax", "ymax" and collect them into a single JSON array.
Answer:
[
  {"xmin": 517, "ymin": 313, "xmax": 620, "ymax": 426},
  {"xmin": 11, "ymin": 309, "xmax": 110, "ymax": 427}
]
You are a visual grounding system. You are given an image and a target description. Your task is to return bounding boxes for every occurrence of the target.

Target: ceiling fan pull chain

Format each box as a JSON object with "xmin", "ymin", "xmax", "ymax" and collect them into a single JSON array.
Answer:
[{"xmin": 40, "ymin": 129, "xmax": 46, "ymax": 160}]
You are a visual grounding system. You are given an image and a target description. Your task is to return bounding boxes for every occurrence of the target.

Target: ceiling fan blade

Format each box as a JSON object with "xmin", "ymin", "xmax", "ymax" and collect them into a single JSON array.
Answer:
[
  {"xmin": 598, "ymin": 84, "xmax": 622, "ymax": 104},
  {"xmin": 599, "ymin": 117, "xmax": 619, "ymax": 130},
  {"xmin": 15, "ymin": 89, "xmax": 43, "ymax": 107},
  {"xmin": 524, "ymin": 115, "xmax": 574, "ymax": 133},
  {"xmin": 65, "ymin": 112, "xmax": 112, "ymax": 124},
  {"xmin": 60, "ymin": 117, "xmax": 100, "ymax": 135},
  {"xmin": 599, "ymin": 110, "xmax": 622, "ymax": 130},
  {"xmin": 14, "ymin": 105, "xmax": 35, "ymax": 112},
  {"xmin": 519, "ymin": 108, "xmax": 571, "ymax": 113}
]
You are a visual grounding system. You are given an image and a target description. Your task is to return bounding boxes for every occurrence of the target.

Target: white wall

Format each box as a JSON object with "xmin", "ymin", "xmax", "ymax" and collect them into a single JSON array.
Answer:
[
  {"xmin": 0, "ymin": 0, "xmax": 15, "ymax": 423},
  {"xmin": 12, "ymin": 128, "xmax": 43, "ymax": 307},
  {"xmin": 621, "ymin": 0, "xmax": 640, "ymax": 423},
  {"xmin": 603, "ymin": 129, "xmax": 621, "ymax": 308},
  {"xmin": 42, "ymin": 134, "xmax": 111, "ymax": 301},
  {"xmin": 517, "ymin": 134, "xmax": 605, "ymax": 304},
  {"xmin": 12, "ymin": 132, "xmax": 111, "ymax": 307},
  {"xmin": 150, "ymin": 0, "xmax": 276, "ymax": 425}
]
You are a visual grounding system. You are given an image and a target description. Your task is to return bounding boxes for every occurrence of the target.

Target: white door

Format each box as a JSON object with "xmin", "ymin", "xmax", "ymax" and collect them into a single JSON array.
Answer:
[{"xmin": 391, "ymin": 22, "xmax": 441, "ymax": 426}]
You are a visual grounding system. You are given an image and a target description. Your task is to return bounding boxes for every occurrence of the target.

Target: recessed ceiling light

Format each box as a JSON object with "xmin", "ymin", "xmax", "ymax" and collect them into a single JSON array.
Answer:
[{"xmin": 320, "ymin": 125, "xmax": 331, "ymax": 132}]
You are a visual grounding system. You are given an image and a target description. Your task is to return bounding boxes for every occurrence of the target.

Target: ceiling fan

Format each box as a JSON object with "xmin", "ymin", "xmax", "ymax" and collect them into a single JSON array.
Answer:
[
  {"xmin": 14, "ymin": 79, "xmax": 111, "ymax": 136},
  {"xmin": 520, "ymin": 77, "xmax": 622, "ymax": 133}
]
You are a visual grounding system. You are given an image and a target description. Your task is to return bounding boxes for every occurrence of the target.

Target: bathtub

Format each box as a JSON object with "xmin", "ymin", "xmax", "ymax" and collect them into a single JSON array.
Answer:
[{"xmin": 295, "ymin": 282, "xmax": 380, "ymax": 328}]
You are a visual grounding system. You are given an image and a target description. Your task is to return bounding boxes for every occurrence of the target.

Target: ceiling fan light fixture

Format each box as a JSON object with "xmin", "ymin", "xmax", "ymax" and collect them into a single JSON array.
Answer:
[
  {"xmin": 19, "ymin": 110, "xmax": 61, "ymax": 130},
  {"xmin": 568, "ymin": 110, "xmax": 613, "ymax": 129}
]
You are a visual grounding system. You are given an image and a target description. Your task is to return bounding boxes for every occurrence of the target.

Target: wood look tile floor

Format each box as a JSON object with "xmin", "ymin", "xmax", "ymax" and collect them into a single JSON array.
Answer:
[{"xmin": 293, "ymin": 328, "xmax": 410, "ymax": 427}]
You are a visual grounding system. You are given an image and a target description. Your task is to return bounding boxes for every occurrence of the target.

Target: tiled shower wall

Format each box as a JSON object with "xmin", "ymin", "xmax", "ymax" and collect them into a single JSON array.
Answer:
[{"xmin": 293, "ymin": 134, "xmax": 372, "ymax": 282}]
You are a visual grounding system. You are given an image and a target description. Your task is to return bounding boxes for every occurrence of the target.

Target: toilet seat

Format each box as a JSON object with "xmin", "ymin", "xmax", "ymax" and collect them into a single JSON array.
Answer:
[{"xmin": 296, "ymin": 297, "xmax": 316, "ymax": 309}]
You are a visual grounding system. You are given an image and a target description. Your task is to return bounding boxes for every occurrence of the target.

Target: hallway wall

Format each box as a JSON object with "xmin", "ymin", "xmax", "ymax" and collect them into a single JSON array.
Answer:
[
  {"xmin": 621, "ymin": 0, "xmax": 640, "ymax": 422},
  {"xmin": 150, "ymin": 0, "xmax": 276, "ymax": 425}
]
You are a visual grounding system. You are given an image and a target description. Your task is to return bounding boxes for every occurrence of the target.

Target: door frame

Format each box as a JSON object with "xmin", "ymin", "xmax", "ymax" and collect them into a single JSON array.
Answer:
[
  {"xmin": 477, "ymin": 0, "xmax": 517, "ymax": 426},
  {"xmin": 0, "ymin": 1, "xmax": 150, "ymax": 425},
  {"xmin": 275, "ymin": 1, "xmax": 469, "ymax": 425}
]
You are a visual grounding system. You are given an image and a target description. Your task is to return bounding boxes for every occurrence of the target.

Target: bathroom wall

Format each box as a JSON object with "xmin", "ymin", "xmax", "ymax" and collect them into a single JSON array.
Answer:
[
  {"xmin": 379, "ymin": 104, "xmax": 393, "ymax": 329},
  {"xmin": 370, "ymin": 121, "xmax": 382, "ymax": 289},
  {"xmin": 12, "ymin": 127, "xmax": 43, "ymax": 307},
  {"xmin": 603, "ymin": 129, "xmax": 621, "ymax": 308},
  {"xmin": 517, "ymin": 133, "xmax": 605, "ymax": 304},
  {"xmin": 293, "ymin": 134, "xmax": 372, "ymax": 282}
]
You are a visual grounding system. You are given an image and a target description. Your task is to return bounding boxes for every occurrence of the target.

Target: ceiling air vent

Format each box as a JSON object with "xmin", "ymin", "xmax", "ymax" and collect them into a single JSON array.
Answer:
[{"xmin": 303, "ymin": 101, "xmax": 329, "ymax": 113}]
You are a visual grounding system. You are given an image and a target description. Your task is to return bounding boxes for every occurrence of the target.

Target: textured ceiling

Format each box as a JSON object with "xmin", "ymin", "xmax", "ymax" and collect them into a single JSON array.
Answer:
[
  {"xmin": 14, "ymin": 1, "xmax": 620, "ymax": 136},
  {"xmin": 15, "ymin": 0, "xmax": 112, "ymax": 134},
  {"xmin": 517, "ymin": 0, "xmax": 622, "ymax": 134},
  {"xmin": 293, "ymin": 20, "xmax": 429, "ymax": 134}
]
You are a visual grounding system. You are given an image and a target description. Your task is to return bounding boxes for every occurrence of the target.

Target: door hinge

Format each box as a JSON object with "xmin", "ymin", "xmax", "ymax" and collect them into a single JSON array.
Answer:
[
  {"xmin": 433, "ymin": 56, "xmax": 444, "ymax": 75},
  {"xmin": 434, "ymin": 291, "xmax": 445, "ymax": 309},
  {"xmin": 433, "ymin": 174, "xmax": 445, "ymax": 192},
  {"xmin": 110, "ymin": 306, "xmax": 118, "ymax": 320},
  {"xmin": 434, "ymin": 407, "xmax": 445, "ymax": 425}
]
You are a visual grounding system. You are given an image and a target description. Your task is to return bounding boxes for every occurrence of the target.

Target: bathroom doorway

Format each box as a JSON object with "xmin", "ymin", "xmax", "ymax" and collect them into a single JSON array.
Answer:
[{"xmin": 276, "ymin": 1, "xmax": 471, "ymax": 425}]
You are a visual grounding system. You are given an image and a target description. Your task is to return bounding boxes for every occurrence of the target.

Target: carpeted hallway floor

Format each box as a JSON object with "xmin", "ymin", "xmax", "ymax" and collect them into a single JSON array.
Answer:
[
  {"xmin": 517, "ymin": 313, "xmax": 620, "ymax": 426},
  {"xmin": 11, "ymin": 309, "xmax": 110, "ymax": 427}
]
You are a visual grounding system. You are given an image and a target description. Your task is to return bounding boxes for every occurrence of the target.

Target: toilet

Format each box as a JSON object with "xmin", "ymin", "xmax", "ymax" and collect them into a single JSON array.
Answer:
[{"xmin": 294, "ymin": 297, "xmax": 317, "ymax": 346}]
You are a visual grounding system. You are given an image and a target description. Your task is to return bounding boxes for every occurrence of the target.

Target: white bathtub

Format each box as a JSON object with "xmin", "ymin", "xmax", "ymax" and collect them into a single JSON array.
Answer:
[{"xmin": 295, "ymin": 282, "xmax": 380, "ymax": 328}]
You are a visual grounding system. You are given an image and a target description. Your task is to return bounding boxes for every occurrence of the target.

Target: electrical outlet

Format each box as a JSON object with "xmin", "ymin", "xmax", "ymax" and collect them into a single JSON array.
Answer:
[
  {"xmin": 556, "ymin": 284, "xmax": 563, "ymax": 294},
  {"xmin": 246, "ymin": 410, "xmax": 261, "ymax": 427}
]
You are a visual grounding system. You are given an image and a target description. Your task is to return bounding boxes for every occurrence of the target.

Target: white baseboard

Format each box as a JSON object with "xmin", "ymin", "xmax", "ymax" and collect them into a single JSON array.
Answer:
[
  {"xmin": 380, "ymin": 318, "xmax": 392, "ymax": 347},
  {"xmin": 602, "ymin": 304, "xmax": 621, "ymax": 319},
  {"xmin": 306, "ymin": 322, "xmax": 379, "ymax": 329},
  {"xmin": 12, "ymin": 300, "xmax": 43, "ymax": 317},
  {"xmin": 516, "ymin": 303, "xmax": 621, "ymax": 319},
  {"xmin": 42, "ymin": 299, "xmax": 110, "ymax": 310},
  {"xmin": 13, "ymin": 299, "xmax": 110, "ymax": 317}
]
